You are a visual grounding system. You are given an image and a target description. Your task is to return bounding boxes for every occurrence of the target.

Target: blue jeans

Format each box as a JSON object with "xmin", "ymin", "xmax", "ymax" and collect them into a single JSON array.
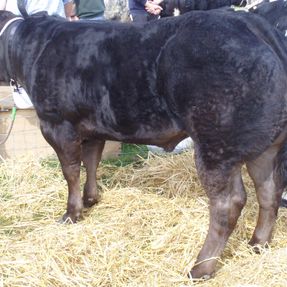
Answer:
[{"xmin": 80, "ymin": 16, "xmax": 105, "ymax": 21}]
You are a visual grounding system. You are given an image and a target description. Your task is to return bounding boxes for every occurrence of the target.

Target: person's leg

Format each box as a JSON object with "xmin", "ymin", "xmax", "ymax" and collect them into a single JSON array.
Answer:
[
  {"xmin": 0, "ymin": 0, "xmax": 7, "ymax": 10},
  {"xmin": 130, "ymin": 12, "xmax": 149, "ymax": 23}
]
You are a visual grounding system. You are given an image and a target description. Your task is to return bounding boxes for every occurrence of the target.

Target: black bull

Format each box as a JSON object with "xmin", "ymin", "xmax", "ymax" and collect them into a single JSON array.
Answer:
[{"xmin": 0, "ymin": 8, "xmax": 287, "ymax": 279}]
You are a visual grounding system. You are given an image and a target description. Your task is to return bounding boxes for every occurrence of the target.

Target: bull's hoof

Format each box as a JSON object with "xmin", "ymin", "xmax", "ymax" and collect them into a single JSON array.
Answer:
[
  {"xmin": 188, "ymin": 272, "xmax": 212, "ymax": 281},
  {"xmin": 188, "ymin": 268, "xmax": 213, "ymax": 280},
  {"xmin": 248, "ymin": 241, "xmax": 269, "ymax": 254},
  {"xmin": 187, "ymin": 272, "xmax": 212, "ymax": 281},
  {"xmin": 248, "ymin": 242, "xmax": 261, "ymax": 254},
  {"xmin": 58, "ymin": 212, "xmax": 81, "ymax": 224},
  {"xmin": 248, "ymin": 236, "xmax": 270, "ymax": 254},
  {"xmin": 83, "ymin": 194, "xmax": 101, "ymax": 208}
]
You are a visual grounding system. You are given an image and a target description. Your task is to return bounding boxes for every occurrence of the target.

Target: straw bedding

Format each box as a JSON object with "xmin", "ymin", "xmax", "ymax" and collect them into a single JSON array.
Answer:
[{"xmin": 0, "ymin": 151, "xmax": 286, "ymax": 286}]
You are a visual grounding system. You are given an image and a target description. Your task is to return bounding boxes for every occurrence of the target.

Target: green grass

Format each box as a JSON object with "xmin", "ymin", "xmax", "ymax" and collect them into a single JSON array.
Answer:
[{"xmin": 102, "ymin": 143, "xmax": 148, "ymax": 167}]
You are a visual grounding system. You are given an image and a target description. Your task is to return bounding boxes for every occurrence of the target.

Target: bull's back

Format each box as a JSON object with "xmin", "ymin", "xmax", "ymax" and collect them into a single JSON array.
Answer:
[{"xmin": 22, "ymin": 17, "xmax": 183, "ymax": 140}]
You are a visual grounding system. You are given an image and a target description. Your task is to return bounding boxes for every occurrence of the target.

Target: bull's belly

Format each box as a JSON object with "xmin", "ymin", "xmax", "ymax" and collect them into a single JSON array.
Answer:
[
  {"xmin": 119, "ymin": 132, "xmax": 189, "ymax": 152},
  {"xmin": 77, "ymin": 120, "xmax": 188, "ymax": 151}
]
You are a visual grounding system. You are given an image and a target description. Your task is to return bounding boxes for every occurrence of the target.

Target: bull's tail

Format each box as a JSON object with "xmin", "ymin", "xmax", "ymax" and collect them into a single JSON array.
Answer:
[
  {"xmin": 249, "ymin": 0, "xmax": 287, "ymax": 34},
  {"xmin": 17, "ymin": 0, "xmax": 29, "ymax": 18}
]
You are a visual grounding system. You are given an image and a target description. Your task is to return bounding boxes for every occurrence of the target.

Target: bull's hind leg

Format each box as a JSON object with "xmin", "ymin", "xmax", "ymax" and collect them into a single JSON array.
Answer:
[
  {"xmin": 41, "ymin": 121, "xmax": 82, "ymax": 223},
  {"xmin": 190, "ymin": 148, "xmax": 247, "ymax": 279},
  {"xmin": 81, "ymin": 139, "xmax": 105, "ymax": 207},
  {"xmin": 246, "ymin": 142, "xmax": 286, "ymax": 247}
]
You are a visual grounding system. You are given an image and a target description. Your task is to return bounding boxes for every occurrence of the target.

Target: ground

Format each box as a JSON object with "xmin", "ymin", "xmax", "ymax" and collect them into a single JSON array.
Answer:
[{"xmin": 0, "ymin": 152, "xmax": 286, "ymax": 286}]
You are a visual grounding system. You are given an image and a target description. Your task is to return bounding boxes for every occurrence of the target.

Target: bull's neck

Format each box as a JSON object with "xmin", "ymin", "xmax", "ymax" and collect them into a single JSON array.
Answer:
[{"xmin": 0, "ymin": 17, "xmax": 23, "ymax": 83}]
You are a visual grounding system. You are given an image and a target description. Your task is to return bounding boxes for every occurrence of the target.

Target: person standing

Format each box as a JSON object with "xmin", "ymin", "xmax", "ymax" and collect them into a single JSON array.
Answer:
[
  {"xmin": 74, "ymin": 0, "xmax": 105, "ymax": 21},
  {"xmin": 128, "ymin": 0, "xmax": 163, "ymax": 23},
  {"xmin": 0, "ymin": 0, "xmax": 73, "ymax": 18}
]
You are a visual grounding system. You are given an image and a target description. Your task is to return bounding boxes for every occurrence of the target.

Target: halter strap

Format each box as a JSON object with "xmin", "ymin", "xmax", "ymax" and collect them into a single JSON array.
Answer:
[
  {"xmin": 0, "ymin": 17, "xmax": 23, "ymax": 37},
  {"xmin": 0, "ymin": 17, "xmax": 24, "ymax": 82}
]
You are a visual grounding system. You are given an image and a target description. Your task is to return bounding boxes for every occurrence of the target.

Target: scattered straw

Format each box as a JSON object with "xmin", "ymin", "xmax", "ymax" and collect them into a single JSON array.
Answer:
[{"xmin": 0, "ymin": 151, "xmax": 286, "ymax": 286}]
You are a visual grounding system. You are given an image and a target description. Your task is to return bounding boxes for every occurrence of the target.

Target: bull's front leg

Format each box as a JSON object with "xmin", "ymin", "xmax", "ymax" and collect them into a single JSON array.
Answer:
[
  {"xmin": 41, "ymin": 121, "xmax": 83, "ymax": 223},
  {"xmin": 81, "ymin": 139, "xmax": 105, "ymax": 207},
  {"xmin": 60, "ymin": 159, "xmax": 82, "ymax": 223},
  {"xmin": 190, "ymin": 150, "xmax": 246, "ymax": 279}
]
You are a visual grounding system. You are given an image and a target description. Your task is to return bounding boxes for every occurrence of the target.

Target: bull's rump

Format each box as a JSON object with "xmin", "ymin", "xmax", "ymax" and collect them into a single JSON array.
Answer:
[{"xmin": 157, "ymin": 10, "xmax": 287, "ymax": 162}]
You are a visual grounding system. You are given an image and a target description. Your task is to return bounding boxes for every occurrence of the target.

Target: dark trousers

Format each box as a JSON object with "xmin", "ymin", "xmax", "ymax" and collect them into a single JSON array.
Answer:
[{"xmin": 130, "ymin": 12, "xmax": 159, "ymax": 23}]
